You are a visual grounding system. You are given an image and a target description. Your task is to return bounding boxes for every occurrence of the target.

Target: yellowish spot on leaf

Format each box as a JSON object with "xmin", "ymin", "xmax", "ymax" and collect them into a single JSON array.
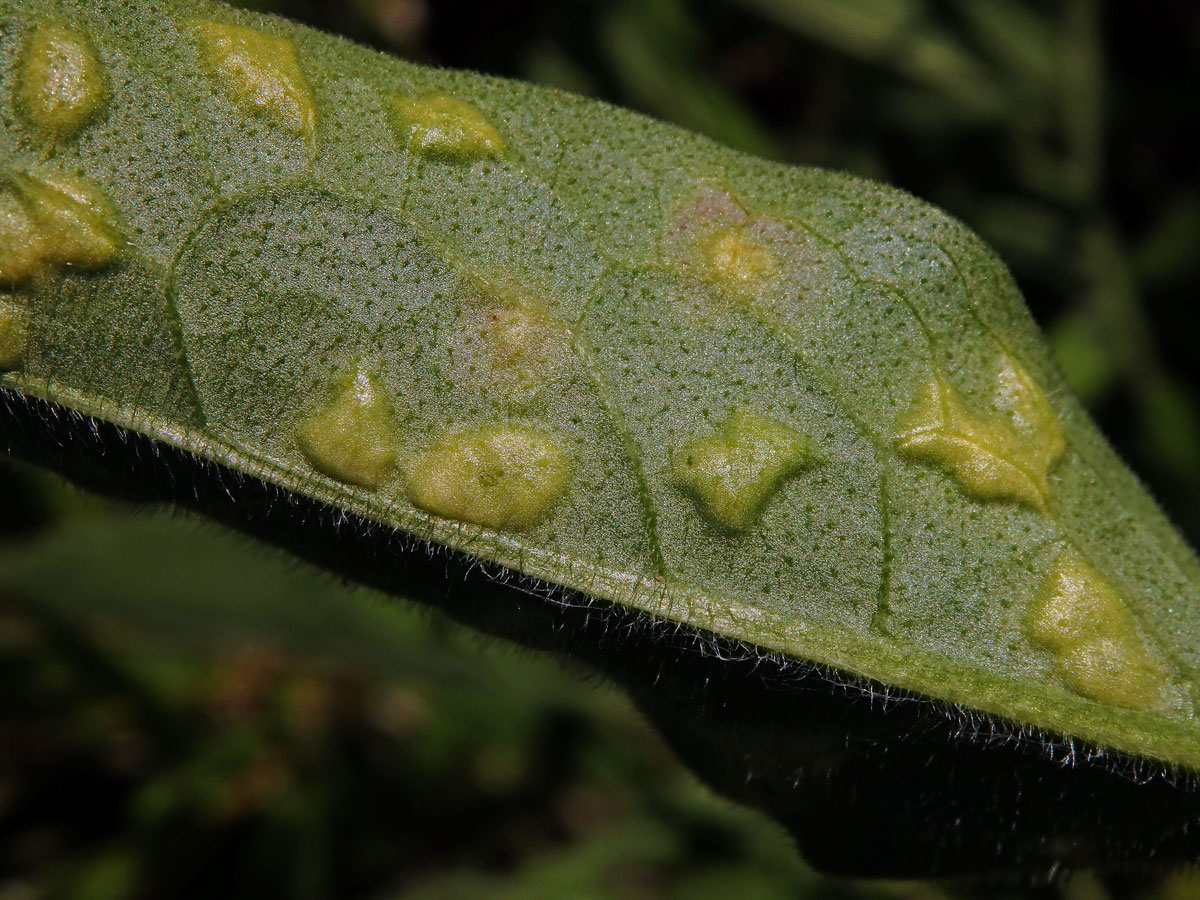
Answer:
[
  {"xmin": 895, "ymin": 361, "xmax": 1064, "ymax": 509},
  {"xmin": 406, "ymin": 424, "xmax": 570, "ymax": 530},
  {"xmin": 701, "ymin": 228, "xmax": 774, "ymax": 292},
  {"xmin": 664, "ymin": 184, "xmax": 786, "ymax": 304},
  {"xmin": 1025, "ymin": 551, "xmax": 1168, "ymax": 710},
  {"xmin": 0, "ymin": 296, "xmax": 29, "ymax": 370},
  {"xmin": 673, "ymin": 408, "xmax": 819, "ymax": 531},
  {"xmin": 192, "ymin": 21, "xmax": 316, "ymax": 139},
  {"xmin": 0, "ymin": 171, "xmax": 122, "ymax": 285},
  {"xmin": 993, "ymin": 358, "xmax": 1065, "ymax": 460},
  {"xmin": 456, "ymin": 293, "xmax": 564, "ymax": 398},
  {"xmin": 295, "ymin": 368, "xmax": 399, "ymax": 488},
  {"xmin": 16, "ymin": 23, "xmax": 108, "ymax": 141},
  {"xmin": 0, "ymin": 191, "xmax": 43, "ymax": 284},
  {"xmin": 390, "ymin": 93, "xmax": 505, "ymax": 160}
]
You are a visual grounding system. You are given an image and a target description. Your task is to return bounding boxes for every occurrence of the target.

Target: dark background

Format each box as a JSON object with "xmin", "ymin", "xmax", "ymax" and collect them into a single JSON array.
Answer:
[{"xmin": 3, "ymin": 1, "xmax": 1200, "ymax": 897}]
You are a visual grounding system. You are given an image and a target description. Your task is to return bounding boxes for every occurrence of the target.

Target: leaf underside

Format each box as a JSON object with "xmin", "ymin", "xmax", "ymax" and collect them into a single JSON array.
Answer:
[{"xmin": 1, "ymin": 0, "xmax": 1199, "ymax": 875}]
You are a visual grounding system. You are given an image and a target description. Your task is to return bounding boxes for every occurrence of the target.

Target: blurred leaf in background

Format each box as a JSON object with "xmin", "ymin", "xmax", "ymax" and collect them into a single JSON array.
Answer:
[{"xmin": 4, "ymin": 0, "xmax": 1200, "ymax": 896}]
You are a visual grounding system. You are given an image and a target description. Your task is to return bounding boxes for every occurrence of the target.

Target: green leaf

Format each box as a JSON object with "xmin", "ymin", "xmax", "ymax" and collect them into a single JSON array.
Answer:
[{"xmin": 2, "ymin": 0, "xmax": 1199, "ymax": 875}]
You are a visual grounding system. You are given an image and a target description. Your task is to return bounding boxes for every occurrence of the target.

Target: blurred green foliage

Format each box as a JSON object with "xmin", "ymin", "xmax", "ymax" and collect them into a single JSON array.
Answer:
[{"xmin": 3, "ymin": 0, "xmax": 1200, "ymax": 896}]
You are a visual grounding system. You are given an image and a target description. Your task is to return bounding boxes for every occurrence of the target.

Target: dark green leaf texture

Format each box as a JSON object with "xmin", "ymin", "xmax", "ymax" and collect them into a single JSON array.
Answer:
[{"xmin": 2, "ymin": 0, "xmax": 1199, "ymax": 874}]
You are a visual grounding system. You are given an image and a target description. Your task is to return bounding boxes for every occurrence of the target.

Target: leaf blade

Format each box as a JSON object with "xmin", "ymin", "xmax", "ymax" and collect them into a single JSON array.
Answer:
[{"xmin": 1, "ymin": 0, "xmax": 1199, "ymax": 842}]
